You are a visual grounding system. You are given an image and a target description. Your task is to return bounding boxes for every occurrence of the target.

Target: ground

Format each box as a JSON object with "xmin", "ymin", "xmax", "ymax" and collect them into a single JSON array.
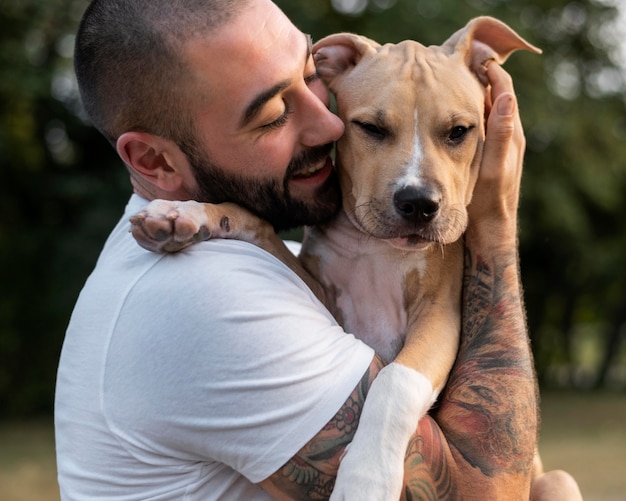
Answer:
[
  {"xmin": 537, "ymin": 391, "xmax": 626, "ymax": 501},
  {"xmin": 1, "ymin": 391, "xmax": 625, "ymax": 500}
]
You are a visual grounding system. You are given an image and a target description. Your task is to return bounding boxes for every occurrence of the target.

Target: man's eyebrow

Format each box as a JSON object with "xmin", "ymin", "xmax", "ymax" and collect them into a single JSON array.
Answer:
[
  {"xmin": 239, "ymin": 33, "xmax": 313, "ymax": 129},
  {"xmin": 240, "ymin": 81, "xmax": 290, "ymax": 128}
]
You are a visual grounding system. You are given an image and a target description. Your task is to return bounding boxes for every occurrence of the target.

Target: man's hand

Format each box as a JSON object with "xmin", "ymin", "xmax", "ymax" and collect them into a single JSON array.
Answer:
[{"xmin": 468, "ymin": 63, "xmax": 525, "ymax": 249}]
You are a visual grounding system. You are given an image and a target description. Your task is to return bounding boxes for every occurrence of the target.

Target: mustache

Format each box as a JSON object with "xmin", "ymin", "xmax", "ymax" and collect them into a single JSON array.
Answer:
[{"xmin": 286, "ymin": 143, "xmax": 334, "ymax": 178}]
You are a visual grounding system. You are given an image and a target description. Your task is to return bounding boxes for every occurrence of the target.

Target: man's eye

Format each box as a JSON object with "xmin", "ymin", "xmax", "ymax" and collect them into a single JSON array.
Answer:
[
  {"xmin": 305, "ymin": 71, "xmax": 321, "ymax": 85},
  {"xmin": 262, "ymin": 104, "xmax": 292, "ymax": 131}
]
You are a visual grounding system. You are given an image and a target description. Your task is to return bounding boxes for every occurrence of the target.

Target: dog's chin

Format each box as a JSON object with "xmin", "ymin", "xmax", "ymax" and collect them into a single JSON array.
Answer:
[{"xmin": 384, "ymin": 236, "xmax": 435, "ymax": 251}]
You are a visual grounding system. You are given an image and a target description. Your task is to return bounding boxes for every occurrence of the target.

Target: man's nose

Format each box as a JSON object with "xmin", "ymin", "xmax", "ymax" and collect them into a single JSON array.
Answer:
[{"xmin": 299, "ymin": 89, "xmax": 345, "ymax": 147}]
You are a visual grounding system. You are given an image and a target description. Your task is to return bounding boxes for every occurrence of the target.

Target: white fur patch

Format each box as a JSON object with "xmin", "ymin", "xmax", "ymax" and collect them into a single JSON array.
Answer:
[
  {"xmin": 330, "ymin": 362, "xmax": 438, "ymax": 500},
  {"xmin": 397, "ymin": 109, "xmax": 424, "ymax": 189}
]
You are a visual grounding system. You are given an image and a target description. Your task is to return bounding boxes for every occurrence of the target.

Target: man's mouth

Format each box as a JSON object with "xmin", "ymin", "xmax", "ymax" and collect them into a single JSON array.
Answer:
[
  {"xmin": 291, "ymin": 157, "xmax": 334, "ymax": 183},
  {"xmin": 288, "ymin": 143, "xmax": 335, "ymax": 182},
  {"xmin": 294, "ymin": 162, "xmax": 326, "ymax": 178}
]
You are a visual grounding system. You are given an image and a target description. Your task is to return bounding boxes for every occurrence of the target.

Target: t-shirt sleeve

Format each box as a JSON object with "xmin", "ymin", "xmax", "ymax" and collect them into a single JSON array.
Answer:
[{"xmin": 104, "ymin": 239, "xmax": 375, "ymax": 483}]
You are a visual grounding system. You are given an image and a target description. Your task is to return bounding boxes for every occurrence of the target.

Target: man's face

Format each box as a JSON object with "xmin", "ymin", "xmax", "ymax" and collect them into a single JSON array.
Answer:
[{"xmin": 181, "ymin": 0, "xmax": 345, "ymax": 230}]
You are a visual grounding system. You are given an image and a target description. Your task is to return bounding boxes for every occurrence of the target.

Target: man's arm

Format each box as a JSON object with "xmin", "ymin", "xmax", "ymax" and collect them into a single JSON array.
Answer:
[
  {"xmin": 259, "ymin": 355, "xmax": 385, "ymax": 500},
  {"xmin": 403, "ymin": 63, "xmax": 537, "ymax": 499}
]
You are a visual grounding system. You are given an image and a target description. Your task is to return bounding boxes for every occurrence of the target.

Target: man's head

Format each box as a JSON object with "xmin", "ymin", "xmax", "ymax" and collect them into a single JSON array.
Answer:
[
  {"xmin": 75, "ymin": 0, "xmax": 244, "ymax": 148},
  {"xmin": 75, "ymin": 0, "xmax": 344, "ymax": 230}
]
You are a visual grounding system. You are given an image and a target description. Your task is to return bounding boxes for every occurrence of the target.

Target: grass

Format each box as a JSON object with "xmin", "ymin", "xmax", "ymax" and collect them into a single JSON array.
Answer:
[
  {"xmin": 0, "ymin": 419, "xmax": 59, "ymax": 501},
  {"xmin": 538, "ymin": 390, "xmax": 626, "ymax": 501},
  {"xmin": 1, "ymin": 391, "xmax": 625, "ymax": 501}
]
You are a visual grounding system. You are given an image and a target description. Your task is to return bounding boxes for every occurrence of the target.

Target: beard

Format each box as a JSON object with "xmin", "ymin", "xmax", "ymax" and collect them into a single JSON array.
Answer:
[{"xmin": 185, "ymin": 142, "xmax": 342, "ymax": 231}]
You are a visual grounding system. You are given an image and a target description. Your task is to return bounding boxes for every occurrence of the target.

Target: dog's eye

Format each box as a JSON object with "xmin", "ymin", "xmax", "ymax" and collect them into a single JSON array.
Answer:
[
  {"xmin": 448, "ymin": 125, "xmax": 470, "ymax": 142},
  {"xmin": 353, "ymin": 120, "xmax": 388, "ymax": 140}
]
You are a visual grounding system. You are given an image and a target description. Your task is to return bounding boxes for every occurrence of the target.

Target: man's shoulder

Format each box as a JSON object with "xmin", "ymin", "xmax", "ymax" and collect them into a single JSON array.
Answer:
[{"xmin": 95, "ymin": 196, "xmax": 308, "ymax": 301}]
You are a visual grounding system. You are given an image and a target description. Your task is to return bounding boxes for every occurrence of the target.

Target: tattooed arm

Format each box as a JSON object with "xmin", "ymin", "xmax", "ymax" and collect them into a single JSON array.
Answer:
[{"xmin": 259, "ymin": 355, "xmax": 385, "ymax": 500}]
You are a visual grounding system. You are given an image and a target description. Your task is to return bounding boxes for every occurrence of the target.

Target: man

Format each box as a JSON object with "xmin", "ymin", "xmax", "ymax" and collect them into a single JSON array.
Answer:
[{"xmin": 55, "ymin": 0, "xmax": 579, "ymax": 499}]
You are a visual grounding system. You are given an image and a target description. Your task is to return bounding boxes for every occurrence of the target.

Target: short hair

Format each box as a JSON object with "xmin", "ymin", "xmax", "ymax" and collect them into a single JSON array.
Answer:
[{"xmin": 74, "ymin": 0, "xmax": 250, "ymax": 147}]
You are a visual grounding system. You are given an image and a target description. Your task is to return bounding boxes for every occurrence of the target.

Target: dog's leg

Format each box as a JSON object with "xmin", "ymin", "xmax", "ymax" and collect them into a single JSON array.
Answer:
[
  {"xmin": 130, "ymin": 199, "xmax": 279, "ymax": 253},
  {"xmin": 331, "ymin": 248, "xmax": 463, "ymax": 501},
  {"xmin": 130, "ymin": 199, "xmax": 327, "ymax": 302},
  {"xmin": 331, "ymin": 322, "xmax": 459, "ymax": 500},
  {"xmin": 331, "ymin": 322, "xmax": 459, "ymax": 501},
  {"xmin": 330, "ymin": 362, "xmax": 438, "ymax": 501}
]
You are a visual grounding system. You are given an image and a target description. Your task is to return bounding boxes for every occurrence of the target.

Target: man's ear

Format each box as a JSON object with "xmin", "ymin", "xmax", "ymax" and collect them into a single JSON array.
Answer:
[{"xmin": 116, "ymin": 131, "xmax": 191, "ymax": 193}]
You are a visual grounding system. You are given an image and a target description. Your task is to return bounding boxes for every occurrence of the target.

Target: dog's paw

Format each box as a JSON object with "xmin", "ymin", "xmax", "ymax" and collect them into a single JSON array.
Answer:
[
  {"xmin": 330, "ymin": 363, "xmax": 437, "ymax": 501},
  {"xmin": 130, "ymin": 200, "xmax": 212, "ymax": 253},
  {"xmin": 329, "ymin": 445, "xmax": 404, "ymax": 501}
]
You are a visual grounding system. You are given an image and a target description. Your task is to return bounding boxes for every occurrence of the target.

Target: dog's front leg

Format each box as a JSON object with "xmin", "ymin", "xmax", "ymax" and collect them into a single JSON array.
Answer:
[
  {"xmin": 332, "ymin": 253, "xmax": 463, "ymax": 500},
  {"xmin": 330, "ymin": 362, "xmax": 438, "ymax": 501},
  {"xmin": 130, "ymin": 199, "xmax": 272, "ymax": 252},
  {"xmin": 330, "ymin": 318, "xmax": 458, "ymax": 501},
  {"xmin": 130, "ymin": 199, "xmax": 327, "ymax": 303}
]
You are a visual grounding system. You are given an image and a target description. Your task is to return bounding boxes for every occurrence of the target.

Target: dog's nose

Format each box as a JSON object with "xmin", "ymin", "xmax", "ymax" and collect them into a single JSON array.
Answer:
[{"xmin": 393, "ymin": 186, "xmax": 440, "ymax": 223}]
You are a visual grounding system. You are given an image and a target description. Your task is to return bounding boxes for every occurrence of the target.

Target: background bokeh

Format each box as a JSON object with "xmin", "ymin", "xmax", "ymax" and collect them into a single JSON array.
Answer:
[{"xmin": 1, "ymin": 0, "xmax": 625, "ymax": 498}]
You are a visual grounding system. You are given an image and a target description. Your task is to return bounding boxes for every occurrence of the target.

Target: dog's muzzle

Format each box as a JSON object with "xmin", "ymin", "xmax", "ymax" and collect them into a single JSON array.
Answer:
[{"xmin": 393, "ymin": 186, "xmax": 441, "ymax": 224}]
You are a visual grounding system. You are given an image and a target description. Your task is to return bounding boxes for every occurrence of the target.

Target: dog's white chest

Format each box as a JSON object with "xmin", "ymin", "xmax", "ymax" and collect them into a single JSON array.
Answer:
[
  {"xmin": 304, "ymin": 225, "xmax": 427, "ymax": 363},
  {"xmin": 336, "ymin": 253, "xmax": 408, "ymax": 362}
]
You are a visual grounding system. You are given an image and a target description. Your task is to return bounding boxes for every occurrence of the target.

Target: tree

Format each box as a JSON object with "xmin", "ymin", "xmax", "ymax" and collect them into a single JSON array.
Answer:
[{"xmin": 0, "ymin": 0, "xmax": 126, "ymax": 416}]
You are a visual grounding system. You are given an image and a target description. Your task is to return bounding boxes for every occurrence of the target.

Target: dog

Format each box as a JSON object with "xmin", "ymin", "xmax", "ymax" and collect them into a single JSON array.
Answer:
[{"xmin": 131, "ymin": 17, "xmax": 541, "ymax": 500}]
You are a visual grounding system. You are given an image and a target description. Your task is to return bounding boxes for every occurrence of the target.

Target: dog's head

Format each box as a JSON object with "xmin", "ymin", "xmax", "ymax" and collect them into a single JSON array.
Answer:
[{"xmin": 314, "ymin": 17, "xmax": 540, "ymax": 250}]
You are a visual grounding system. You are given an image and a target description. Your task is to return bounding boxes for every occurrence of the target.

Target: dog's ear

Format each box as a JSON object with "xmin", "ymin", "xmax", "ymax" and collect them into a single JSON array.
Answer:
[
  {"xmin": 313, "ymin": 33, "xmax": 380, "ymax": 83},
  {"xmin": 442, "ymin": 16, "xmax": 541, "ymax": 85}
]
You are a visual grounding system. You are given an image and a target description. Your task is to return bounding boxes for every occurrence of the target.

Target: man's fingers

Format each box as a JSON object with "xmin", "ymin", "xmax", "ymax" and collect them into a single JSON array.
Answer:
[
  {"xmin": 485, "ymin": 63, "xmax": 524, "ymax": 151},
  {"xmin": 487, "ymin": 63, "xmax": 513, "ymax": 97},
  {"xmin": 469, "ymin": 63, "xmax": 525, "ymax": 230},
  {"xmin": 481, "ymin": 91, "xmax": 517, "ymax": 183}
]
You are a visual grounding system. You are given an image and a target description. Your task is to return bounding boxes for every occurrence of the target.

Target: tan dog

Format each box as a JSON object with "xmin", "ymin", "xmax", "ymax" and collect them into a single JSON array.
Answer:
[{"xmin": 131, "ymin": 17, "xmax": 540, "ymax": 500}]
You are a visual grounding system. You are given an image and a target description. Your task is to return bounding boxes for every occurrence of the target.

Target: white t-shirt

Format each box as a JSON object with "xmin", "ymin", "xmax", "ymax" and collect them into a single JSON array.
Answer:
[{"xmin": 55, "ymin": 195, "xmax": 374, "ymax": 500}]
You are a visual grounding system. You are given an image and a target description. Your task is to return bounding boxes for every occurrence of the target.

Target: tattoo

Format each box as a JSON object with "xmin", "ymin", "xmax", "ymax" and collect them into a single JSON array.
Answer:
[
  {"xmin": 263, "ymin": 357, "xmax": 383, "ymax": 500},
  {"xmin": 403, "ymin": 417, "xmax": 456, "ymax": 501},
  {"xmin": 437, "ymin": 246, "xmax": 537, "ymax": 478}
]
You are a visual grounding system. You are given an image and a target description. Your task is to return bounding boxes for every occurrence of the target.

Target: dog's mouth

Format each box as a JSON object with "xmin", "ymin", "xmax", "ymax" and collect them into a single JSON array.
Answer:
[
  {"xmin": 347, "ymin": 209, "xmax": 440, "ymax": 248},
  {"xmin": 349, "ymin": 215, "xmax": 442, "ymax": 250},
  {"xmin": 346, "ymin": 204, "xmax": 446, "ymax": 251},
  {"xmin": 348, "ymin": 202, "xmax": 466, "ymax": 250},
  {"xmin": 384, "ymin": 235, "xmax": 435, "ymax": 251}
]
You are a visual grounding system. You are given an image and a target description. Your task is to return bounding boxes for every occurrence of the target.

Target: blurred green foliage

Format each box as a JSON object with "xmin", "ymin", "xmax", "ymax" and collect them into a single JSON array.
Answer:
[{"xmin": 1, "ymin": 0, "xmax": 625, "ymax": 417}]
